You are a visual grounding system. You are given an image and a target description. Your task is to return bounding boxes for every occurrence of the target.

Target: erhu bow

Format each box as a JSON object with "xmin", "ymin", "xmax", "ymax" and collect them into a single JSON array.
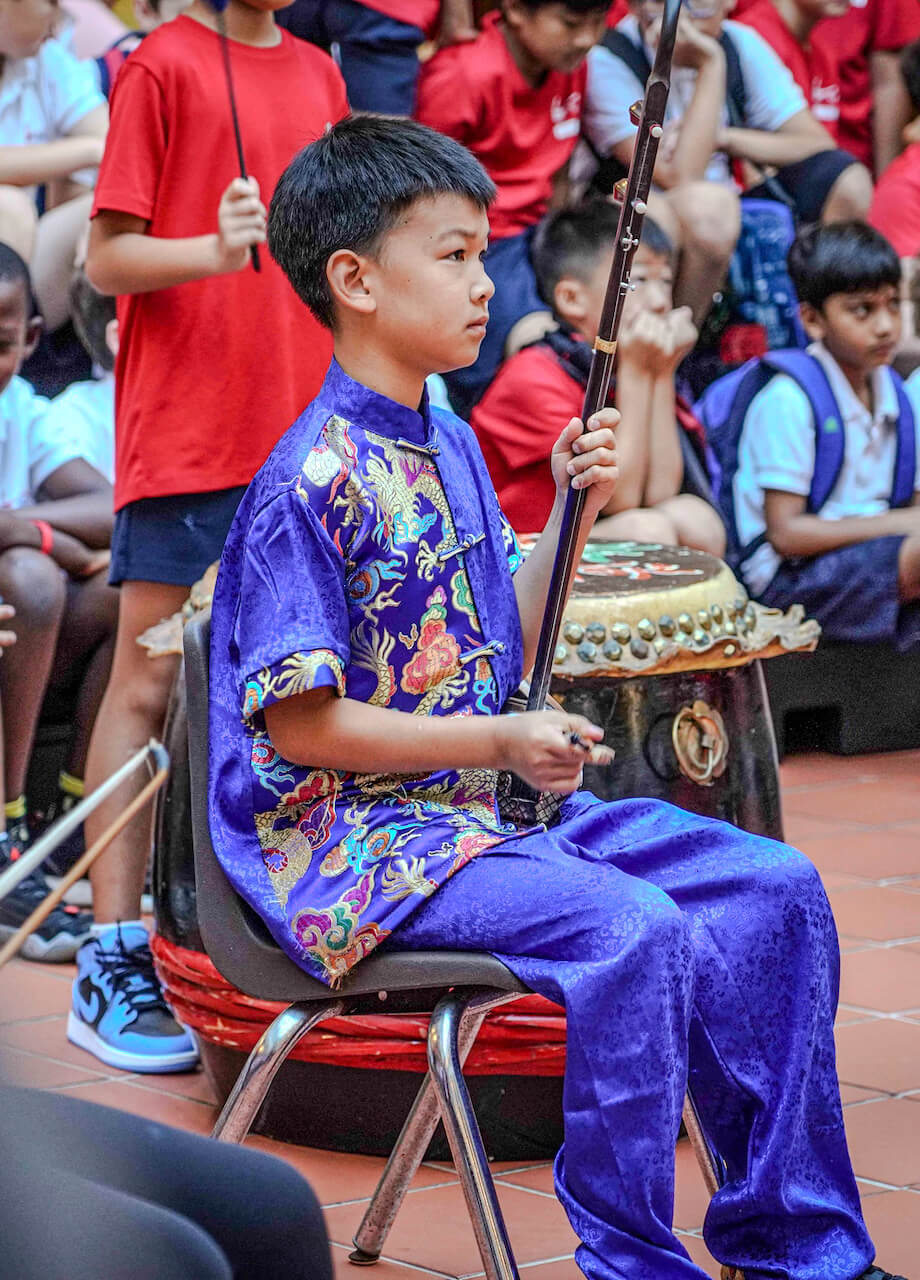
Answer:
[{"xmin": 498, "ymin": 0, "xmax": 683, "ymax": 825}]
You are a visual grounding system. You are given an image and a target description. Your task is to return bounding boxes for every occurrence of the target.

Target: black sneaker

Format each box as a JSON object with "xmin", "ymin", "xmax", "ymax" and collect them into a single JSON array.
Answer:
[
  {"xmin": 0, "ymin": 831, "xmax": 93, "ymax": 962},
  {"xmin": 38, "ymin": 791, "xmax": 85, "ymax": 881},
  {"xmin": 859, "ymin": 1270, "xmax": 909, "ymax": 1280}
]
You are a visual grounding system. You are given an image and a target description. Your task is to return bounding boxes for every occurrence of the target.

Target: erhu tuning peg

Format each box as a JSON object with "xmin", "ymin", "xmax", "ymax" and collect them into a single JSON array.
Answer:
[
  {"xmin": 612, "ymin": 178, "xmax": 628, "ymax": 204},
  {"xmin": 629, "ymin": 100, "xmax": 643, "ymax": 126}
]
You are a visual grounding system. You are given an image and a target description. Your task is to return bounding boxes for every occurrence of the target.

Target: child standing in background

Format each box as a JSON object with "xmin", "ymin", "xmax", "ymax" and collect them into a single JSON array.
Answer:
[{"xmin": 69, "ymin": 0, "xmax": 347, "ymax": 1075}]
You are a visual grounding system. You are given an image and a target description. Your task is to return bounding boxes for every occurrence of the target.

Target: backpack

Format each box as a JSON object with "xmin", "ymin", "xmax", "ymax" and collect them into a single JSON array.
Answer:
[
  {"xmin": 693, "ymin": 349, "xmax": 918, "ymax": 570},
  {"xmin": 540, "ymin": 327, "xmax": 717, "ymax": 505},
  {"xmin": 589, "ymin": 26, "xmax": 746, "ymax": 197}
]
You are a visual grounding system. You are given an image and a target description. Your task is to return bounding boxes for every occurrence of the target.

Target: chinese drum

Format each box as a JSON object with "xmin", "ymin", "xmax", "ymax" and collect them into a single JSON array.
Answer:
[
  {"xmin": 151, "ymin": 545, "xmax": 818, "ymax": 1156},
  {"xmin": 546, "ymin": 540, "xmax": 819, "ymax": 840}
]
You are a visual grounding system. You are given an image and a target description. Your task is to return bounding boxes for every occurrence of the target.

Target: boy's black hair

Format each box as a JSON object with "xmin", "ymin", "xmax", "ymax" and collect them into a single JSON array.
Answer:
[
  {"xmin": 901, "ymin": 39, "xmax": 920, "ymax": 117},
  {"xmin": 531, "ymin": 199, "xmax": 673, "ymax": 309},
  {"xmin": 0, "ymin": 242, "xmax": 36, "ymax": 317},
  {"xmin": 268, "ymin": 115, "xmax": 496, "ymax": 331},
  {"xmin": 787, "ymin": 221, "xmax": 901, "ymax": 309},
  {"xmin": 70, "ymin": 268, "xmax": 116, "ymax": 371},
  {"xmin": 507, "ymin": 0, "xmax": 610, "ymax": 11}
]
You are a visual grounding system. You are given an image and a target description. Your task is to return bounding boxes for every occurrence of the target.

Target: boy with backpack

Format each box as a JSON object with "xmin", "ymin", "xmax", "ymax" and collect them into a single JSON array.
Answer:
[{"xmin": 697, "ymin": 221, "xmax": 920, "ymax": 651}]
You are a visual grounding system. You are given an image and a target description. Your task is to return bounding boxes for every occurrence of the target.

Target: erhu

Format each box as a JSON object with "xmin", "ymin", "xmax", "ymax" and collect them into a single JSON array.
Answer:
[{"xmin": 497, "ymin": 0, "xmax": 683, "ymax": 827}]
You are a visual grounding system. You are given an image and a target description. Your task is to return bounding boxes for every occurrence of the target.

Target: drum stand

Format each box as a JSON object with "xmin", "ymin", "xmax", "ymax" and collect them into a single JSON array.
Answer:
[{"xmin": 0, "ymin": 740, "xmax": 169, "ymax": 970}]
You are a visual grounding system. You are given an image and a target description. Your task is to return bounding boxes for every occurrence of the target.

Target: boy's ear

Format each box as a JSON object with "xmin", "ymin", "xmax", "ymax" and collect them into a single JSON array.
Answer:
[
  {"xmin": 553, "ymin": 275, "xmax": 589, "ymax": 330},
  {"xmin": 326, "ymin": 249, "xmax": 377, "ymax": 321},
  {"xmin": 23, "ymin": 316, "xmax": 43, "ymax": 362},
  {"xmin": 799, "ymin": 301, "xmax": 825, "ymax": 344}
]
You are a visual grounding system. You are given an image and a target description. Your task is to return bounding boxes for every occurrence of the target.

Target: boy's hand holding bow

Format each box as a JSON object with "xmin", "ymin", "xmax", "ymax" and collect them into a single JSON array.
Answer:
[{"xmin": 551, "ymin": 409, "xmax": 620, "ymax": 519}]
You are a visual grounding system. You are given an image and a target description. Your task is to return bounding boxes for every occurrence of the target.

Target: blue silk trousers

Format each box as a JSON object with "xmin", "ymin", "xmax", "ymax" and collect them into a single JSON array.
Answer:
[{"xmin": 393, "ymin": 795, "xmax": 875, "ymax": 1280}]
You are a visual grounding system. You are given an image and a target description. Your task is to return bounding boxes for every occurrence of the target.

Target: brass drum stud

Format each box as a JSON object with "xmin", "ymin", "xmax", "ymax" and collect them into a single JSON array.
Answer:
[
  {"xmin": 562, "ymin": 621, "xmax": 584, "ymax": 644},
  {"xmin": 658, "ymin": 614, "xmax": 675, "ymax": 636},
  {"xmin": 637, "ymin": 618, "xmax": 656, "ymax": 640},
  {"xmin": 653, "ymin": 637, "xmax": 668, "ymax": 656},
  {"xmin": 577, "ymin": 641, "xmax": 598, "ymax": 663},
  {"xmin": 692, "ymin": 628, "xmax": 707, "ymax": 646},
  {"xmin": 724, "ymin": 618, "xmax": 736, "ymax": 635},
  {"xmin": 630, "ymin": 638, "xmax": 649, "ymax": 659},
  {"xmin": 611, "ymin": 622, "xmax": 631, "ymax": 645},
  {"xmin": 678, "ymin": 612, "xmax": 694, "ymax": 633},
  {"xmin": 554, "ymin": 644, "xmax": 568, "ymax": 665},
  {"xmin": 603, "ymin": 640, "xmax": 623, "ymax": 662},
  {"xmin": 697, "ymin": 609, "xmax": 712, "ymax": 630},
  {"xmin": 585, "ymin": 622, "xmax": 606, "ymax": 643},
  {"xmin": 711, "ymin": 603, "xmax": 723, "ymax": 622}
]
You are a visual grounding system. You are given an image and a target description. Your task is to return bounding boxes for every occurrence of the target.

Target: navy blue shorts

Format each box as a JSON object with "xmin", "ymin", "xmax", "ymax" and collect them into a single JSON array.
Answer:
[
  {"xmin": 109, "ymin": 487, "xmax": 246, "ymax": 588},
  {"xmin": 748, "ymin": 148, "xmax": 859, "ymax": 226},
  {"xmin": 443, "ymin": 226, "xmax": 548, "ymax": 418},
  {"xmin": 759, "ymin": 535, "xmax": 920, "ymax": 652}
]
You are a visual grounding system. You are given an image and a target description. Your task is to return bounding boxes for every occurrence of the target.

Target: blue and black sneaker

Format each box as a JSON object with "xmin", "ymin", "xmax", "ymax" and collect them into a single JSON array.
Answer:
[
  {"xmin": 0, "ymin": 829, "xmax": 92, "ymax": 962},
  {"xmin": 68, "ymin": 922, "xmax": 199, "ymax": 1073}
]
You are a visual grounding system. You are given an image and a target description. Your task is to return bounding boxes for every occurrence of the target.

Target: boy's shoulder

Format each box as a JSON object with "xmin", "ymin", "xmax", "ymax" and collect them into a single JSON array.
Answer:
[
  {"xmin": 420, "ymin": 12, "xmax": 508, "ymax": 89},
  {"xmin": 126, "ymin": 17, "xmax": 339, "ymax": 83},
  {"xmin": 0, "ymin": 375, "xmax": 48, "ymax": 432},
  {"xmin": 480, "ymin": 339, "xmax": 584, "ymax": 408}
]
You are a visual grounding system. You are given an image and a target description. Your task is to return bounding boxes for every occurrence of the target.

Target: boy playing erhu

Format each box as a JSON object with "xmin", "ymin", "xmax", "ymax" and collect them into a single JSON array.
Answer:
[{"xmin": 209, "ymin": 115, "xmax": 894, "ymax": 1280}]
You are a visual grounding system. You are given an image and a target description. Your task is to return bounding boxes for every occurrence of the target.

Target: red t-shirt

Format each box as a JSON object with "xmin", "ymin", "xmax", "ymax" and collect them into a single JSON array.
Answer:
[
  {"xmin": 361, "ymin": 1, "xmax": 439, "ymax": 37},
  {"xmin": 471, "ymin": 344, "xmax": 581, "ymax": 534},
  {"xmin": 93, "ymin": 17, "xmax": 348, "ymax": 510},
  {"xmin": 415, "ymin": 12, "xmax": 586, "ymax": 240},
  {"xmin": 869, "ymin": 142, "xmax": 920, "ymax": 255},
  {"xmin": 814, "ymin": 0, "xmax": 920, "ymax": 169},
  {"xmin": 738, "ymin": 0, "xmax": 841, "ymax": 141}
]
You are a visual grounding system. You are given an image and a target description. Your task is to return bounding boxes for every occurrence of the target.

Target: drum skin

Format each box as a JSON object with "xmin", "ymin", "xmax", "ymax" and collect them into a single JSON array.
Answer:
[{"xmin": 557, "ymin": 660, "xmax": 783, "ymax": 841}]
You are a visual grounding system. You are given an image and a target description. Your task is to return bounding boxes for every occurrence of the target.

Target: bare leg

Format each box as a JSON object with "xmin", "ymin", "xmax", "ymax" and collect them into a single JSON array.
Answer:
[
  {"xmin": 31, "ymin": 192, "xmax": 94, "ymax": 332},
  {"xmin": 46, "ymin": 571, "xmax": 119, "ymax": 780},
  {"xmin": 821, "ymin": 162, "xmax": 873, "ymax": 224},
  {"xmin": 85, "ymin": 581, "xmax": 187, "ymax": 924},
  {"xmin": 898, "ymin": 534, "xmax": 920, "ymax": 602},
  {"xmin": 0, "ymin": 186, "xmax": 38, "ymax": 262},
  {"xmin": 667, "ymin": 182, "xmax": 740, "ymax": 326},
  {"xmin": 0, "ymin": 549, "xmax": 67, "ymax": 802},
  {"xmin": 655, "ymin": 494, "xmax": 727, "ymax": 558},
  {"xmin": 592, "ymin": 507, "xmax": 679, "ymax": 544}
]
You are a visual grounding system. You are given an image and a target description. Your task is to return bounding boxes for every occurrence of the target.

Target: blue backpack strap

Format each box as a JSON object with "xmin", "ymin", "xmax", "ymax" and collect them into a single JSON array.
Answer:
[
  {"xmin": 889, "ymin": 371, "xmax": 917, "ymax": 509},
  {"xmin": 761, "ymin": 350, "xmax": 845, "ymax": 513}
]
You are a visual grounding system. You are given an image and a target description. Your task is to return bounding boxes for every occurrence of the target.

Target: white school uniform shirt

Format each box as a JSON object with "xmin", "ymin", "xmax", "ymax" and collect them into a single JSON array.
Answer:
[
  {"xmin": 577, "ymin": 17, "xmax": 806, "ymax": 189},
  {"xmin": 0, "ymin": 37, "xmax": 104, "ymax": 187},
  {"xmin": 734, "ymin": 342, "xmax": 920, "ymax": 597},
  {"xmin": 42, "ymin": 372, "xmax": 114, "ymax": 483},
  {"xmin": 0, "ymin": 374, "xmax": 94, "ymax": 508}
]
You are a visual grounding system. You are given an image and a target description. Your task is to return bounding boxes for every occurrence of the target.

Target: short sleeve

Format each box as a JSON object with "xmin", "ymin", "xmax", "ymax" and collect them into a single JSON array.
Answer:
[
  {"xmin": 40, "ymin": 38, "xmax": 105, "ymax": 136},
  {"xmin": 729, "ymin": 22, "xmax": 807, "ymax": 133},
  {"xmin": 233, "ymin": 490, "xmax": 350, "ymax": 721},
  {"xmin": 25, "ymin": 385, "xmax": 84, "ymax": 497},
  {"xmin": 582, "ymin": 42, "xmax": 646, "ymax": 155},
  {"xmin": 873, "ymin": 0, "xmax": 920, "ymax": 51},
  {"xmin": 92, "ymin": 60, "xmax": 165, "ymax": 221},
  {"xmin": 415, "ymin": 47, "xmax": 480, "ymax": 145},
  {"xmin": 743, "ymin": 375, "xmax": 814, "ymax": 496},
  {"xmin": 499, "ymin": 509, "xmax": 523, "ymax": 575}
]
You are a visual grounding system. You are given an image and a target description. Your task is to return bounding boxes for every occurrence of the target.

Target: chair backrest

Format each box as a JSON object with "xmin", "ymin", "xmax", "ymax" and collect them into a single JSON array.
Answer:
[{"xmin": 183, "ymin": 608, "xmax": 331, "ymax": 1000}]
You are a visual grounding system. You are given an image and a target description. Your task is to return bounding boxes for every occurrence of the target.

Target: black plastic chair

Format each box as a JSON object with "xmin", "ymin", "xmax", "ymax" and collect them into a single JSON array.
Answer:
[
  {"xmin": 184, "ymin": 609, "xmax": 532, "ymax": 1280},
  {"xmin": 184, "ymin": 609, "xmax": 733, "ymax": 1280}
]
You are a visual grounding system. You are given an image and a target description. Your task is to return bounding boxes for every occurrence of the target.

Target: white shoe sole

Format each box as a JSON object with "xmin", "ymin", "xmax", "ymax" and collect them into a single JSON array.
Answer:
[
  {"xmin": 0, "ymin": 922, "xmax": 90, "ymax": 963},
  {"xmin": 66, "ymin": 1010, "xmax": 200, "ymax": 1074}
]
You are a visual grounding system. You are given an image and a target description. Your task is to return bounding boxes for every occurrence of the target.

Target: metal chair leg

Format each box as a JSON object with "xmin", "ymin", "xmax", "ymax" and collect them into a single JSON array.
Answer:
[
  {"xmin": 212, "ymin": 998, "xmax": 346, "ymax": 1144},
  {"xmin": 682, "ymin": 1094, "xmax": 745, "ymax": 1280},
  {"xmin": 428, "ymin": 990, "xmax": 520, "ymax": 1280},
  {"xmin": 350, "ymin": 988, "xmax": 521, "ymax": 1267}
]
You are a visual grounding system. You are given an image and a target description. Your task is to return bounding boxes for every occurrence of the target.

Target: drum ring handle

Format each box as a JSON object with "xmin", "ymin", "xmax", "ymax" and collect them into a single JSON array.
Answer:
[{"xmin": 671, "ymin": 700, "xmax": 729, "ymax": 787}]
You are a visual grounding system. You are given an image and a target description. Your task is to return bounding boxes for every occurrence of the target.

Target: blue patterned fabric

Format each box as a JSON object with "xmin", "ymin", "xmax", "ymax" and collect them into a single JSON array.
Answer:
[{"xmin": 209, "ymin": 359, "xmax": 527, "ymax": 985}]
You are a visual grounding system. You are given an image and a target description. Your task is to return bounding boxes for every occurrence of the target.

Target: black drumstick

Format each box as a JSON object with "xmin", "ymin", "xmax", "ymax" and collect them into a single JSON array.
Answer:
[{"xmin": 212, "ymin": 0, "xmax": 261, "ymax": 272}]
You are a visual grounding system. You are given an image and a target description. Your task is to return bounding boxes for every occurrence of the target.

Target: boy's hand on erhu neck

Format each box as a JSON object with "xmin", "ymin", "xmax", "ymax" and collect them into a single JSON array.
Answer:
[
  {"xmin": 550, "ymin": 411, "xmax": 619, "ymax": 520},
  {"xmin": 215, "ymin": 176, "xmax": 266, "ymax": 275}
]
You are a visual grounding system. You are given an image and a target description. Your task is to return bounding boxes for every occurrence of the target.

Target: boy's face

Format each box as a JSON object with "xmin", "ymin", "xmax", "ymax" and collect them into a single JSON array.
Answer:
[
  {"xmin": 0, "ymin": 279, "xmax": 40, "ymax": 397},
  {"xmin": 802, "ymin": 286, "xmax": 902, "ymax": 376},
  {"xmin": 556, "ymin": 242, "xmax": 673, "ymax": 343},
  {"xmin": 503, "ymin": 1, "xmax": 608, "ymax": 74},
  {"xmin": 630, "ymin": 0, "xmax": 734, "ymax": 40},
  {"xmin": 341, "ymin": 193, "xmax": 494, "ymax": 379},
  {"xmin": 0, "ymin": 0, "xmax": 57, "ymax": 58},
  {"xmin": 794, "ymin": 0, "xmax": 851, "ymax": 20}
]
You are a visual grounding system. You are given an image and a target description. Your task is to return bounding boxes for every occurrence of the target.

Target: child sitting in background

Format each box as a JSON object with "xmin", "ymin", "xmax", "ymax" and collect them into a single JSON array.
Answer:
[
  {"xmin": 869, "ymin": 40, "xmax": 920, "ymax": 258},
  {"xmin": 729, "ymin": 221, "xmax": 920, "ymax": 649},
  {"xmin": 415, "ymin": 0, "xmax": 609, "ymax": 416},
  {"xmin": 0, "ymin": 243, "xmax": 118, "ymax": 962},
  {"xmin": 95, "ymin": 0, "xmax": 191, "ymax": 98},
  {"xmin": 472, "ymin": 200, "xmax": 725, "ymax": 554},
  {"xmin": 0, "ymin": 0, "xmax": 108, "ymax": 331}
]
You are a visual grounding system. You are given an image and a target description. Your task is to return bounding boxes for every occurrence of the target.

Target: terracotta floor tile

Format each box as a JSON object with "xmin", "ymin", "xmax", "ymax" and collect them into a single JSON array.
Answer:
[
  {"xmin": 783, "ymin": 813, "xmax": 850, "ymax": 846},
  {"xmin": 0, "ymin": 1045, "xmax": 107, "ymax": 1088},
  {"xmin": 0, "ymin": 1014, "xmax": 99, "ymax": 1069},
  {"xmin": 52, "ymin": 1079, "xmax": 217, "ymax": 1136},
  {"xmin": 835, "ymin": 1007, "xmax": 880, "ymax": 1026},
  {"xmin": 835, "ymin": 1019, "xmax": 920, "ymax": 1094},
  {"xmin": 798, "ymin": 826, "xmax": 920, "ymax": 881},
  {"xmin": 331, "ymin": 1245, "xmax": 450, "ymax": 1279},
  {"xmin": 843, "ymin": 1098, "xmax": 920, "ymax": 1185},
  {"xmin": 840, "ymin": 945, "xmax": 920, "ymax": 1013},
  {"xmin": 672, "ymin": 1140, "xmax": 712, "ymax": 1233},
  {"xmin": 779, "ymin": 754, "xmax": 894, "ymax": 788},
  {"xmin": 0, "ymin": 959, "xmax": 73, "ymax": 1023},
  {"xmin": 858, "ymin": 1190, "xmax": 920, "ymax": 1275},
  {"xmin": 514, "ymin": 1259, "xmax": 582, "ymax": 1279},
  {"xmin": 678, "ymin": 1233, "xmax": 722, "ymax": 1279},
  {"xmin": 821, "ymin": 872, "xmax": 873, "ymax": 891},
  {"xmin": 144, "ymin": 1067, "xmax": 217, "ymax": 1104},
  {"xmin": 856, "ymin": 1178, "xmax": 896, "ymax": 1198},
  {"xmin": 827, "ymin": 887, "xmax": 920, "ymax": 942},
  {"xmin": 840, "ymin": 1083, "xmax": 884, "ymax": 1105},
  {"xmin": 245, "ymin": 1135, "xmax": 456, "ymax": 1206},
  {"xmin": 784, "ymin": 783, "xmax": 920, "ymax": 827},
  {"xmin": 323, "ymin": 1181, "xmax": 578, "ymax": 1274},
  {"xmin": 494, "ymin": 1164, "xmax": 555, "ymax": 1195}
]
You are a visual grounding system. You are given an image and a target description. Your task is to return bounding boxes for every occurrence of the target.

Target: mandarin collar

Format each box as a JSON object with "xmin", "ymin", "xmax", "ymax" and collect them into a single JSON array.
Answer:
[{"xmin": 321, "ymin": 358, "xmax": 433, "ymax": 446}]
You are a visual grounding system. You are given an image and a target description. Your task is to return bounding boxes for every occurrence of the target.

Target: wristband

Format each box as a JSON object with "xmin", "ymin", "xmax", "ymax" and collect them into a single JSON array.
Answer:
[{"xmin": 30, "ymin": 519, "xmax": 54, "ymax": 556}]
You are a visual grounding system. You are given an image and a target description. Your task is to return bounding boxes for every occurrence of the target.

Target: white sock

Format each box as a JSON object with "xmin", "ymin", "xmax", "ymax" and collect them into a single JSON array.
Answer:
[{"xmin": 90, "ymin": 919, "xmax": 146, "ymax": 941}]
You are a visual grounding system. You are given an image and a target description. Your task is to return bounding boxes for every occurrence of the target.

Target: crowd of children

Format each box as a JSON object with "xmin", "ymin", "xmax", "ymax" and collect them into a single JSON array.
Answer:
[{"xmin": 0, "ymin": 0, "xmax": 912, "ymax": 1216}]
